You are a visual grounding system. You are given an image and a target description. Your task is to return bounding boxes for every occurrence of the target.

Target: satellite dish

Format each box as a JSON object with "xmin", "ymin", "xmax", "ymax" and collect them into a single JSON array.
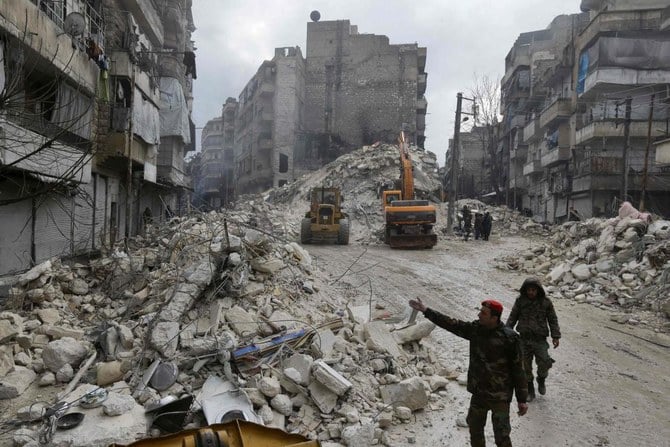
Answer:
[
  {"xmin": 63, "ymin": 12, "xmax": 86, "ymax": 37},
  {"xmin": 310, "ymin": 10, "xmax": 321, "ymax": 22}
]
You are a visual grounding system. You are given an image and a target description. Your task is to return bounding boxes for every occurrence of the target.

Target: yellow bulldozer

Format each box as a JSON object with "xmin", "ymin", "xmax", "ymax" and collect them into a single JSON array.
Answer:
[{"xmin": 300, "ymin": 187, "xmax": 350, "ymax": 245}]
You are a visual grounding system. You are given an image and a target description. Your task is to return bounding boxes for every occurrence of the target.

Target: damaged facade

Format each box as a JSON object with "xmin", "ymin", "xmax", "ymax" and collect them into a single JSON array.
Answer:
[
  {"xmin": 498, "ymin": 1, "xmax": 670, "ymax": 222},
  {"xmin": 445, "ymin": 1, "xmax": 670, "ymax": 222},
  {"xmin": 0, "ymin": 0, "xmax": 196, "ymax": 276},
  {"xmin": 200, "ymin": 18, "xmax": 427, "ymax": 199}
]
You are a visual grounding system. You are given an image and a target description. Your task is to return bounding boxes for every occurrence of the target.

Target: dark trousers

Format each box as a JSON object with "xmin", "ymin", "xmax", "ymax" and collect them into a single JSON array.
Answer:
[
  {"xmin": 466, "ymin": 395, "xmax": 512, "ymax": 447},
  {"xmin": 521, "ymin": 337, "xmax": 553, "ymax": 381}
]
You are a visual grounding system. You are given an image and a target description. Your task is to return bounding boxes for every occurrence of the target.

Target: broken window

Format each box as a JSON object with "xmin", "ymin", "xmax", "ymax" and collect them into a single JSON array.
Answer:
[{"xmin": 279, "ymin": 153, "xmax": 289, "ymax": 173}]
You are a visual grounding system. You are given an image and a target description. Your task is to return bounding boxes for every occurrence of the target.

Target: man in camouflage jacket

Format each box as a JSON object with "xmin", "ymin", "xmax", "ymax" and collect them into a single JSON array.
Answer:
[
  {"xmin": 506, "ymin": 277, "xmax": 561, "ymax": 401},
  {"xmin": 409, "ymin": 298, "xmax": 528, "ymax": 447}
]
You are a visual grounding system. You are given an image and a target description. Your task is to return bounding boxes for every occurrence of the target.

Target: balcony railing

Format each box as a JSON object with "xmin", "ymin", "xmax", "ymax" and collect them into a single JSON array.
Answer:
[
  {"xmin": 576, "ymin": 120, "xmax": 667, "ymax": 145},
  {"xmin": 510, "ymin": 145, "xmax": 528, "ymax": 161},
  {"xmin": 541, "ymin": 147, "xmax": 571, "ymax": 167},
  {"xmin": 539, "ymin": 98, "xmax": 571, "ymax": 129},
  {"xmin": 523, "ymin": 119, "xmax": 541, "ymax": 143},
  {"xmin": 418, "ymin": 73, "xmax": 427, "ymax": 96},
  {"xmin": 416, "ymin": 96, "xmax": 427, "ymax": 114},
  {"xmin": 31, "ymin": 0, "xmax": 104, "ymax": 40},
  {"xmin": 523, "ymin": 159, "xmax": 543, "ymax": 176}
]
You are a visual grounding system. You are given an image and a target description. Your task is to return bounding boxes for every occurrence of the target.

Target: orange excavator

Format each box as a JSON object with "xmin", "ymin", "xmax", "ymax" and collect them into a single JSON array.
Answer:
[{"xmin": 381, "ymin": 132, "xmax": 437, "ymax": 249}]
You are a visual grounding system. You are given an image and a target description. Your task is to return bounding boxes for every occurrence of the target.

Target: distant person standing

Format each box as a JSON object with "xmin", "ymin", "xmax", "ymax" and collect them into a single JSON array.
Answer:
[
  {"xmin": 506, "ymin": 278, "xmax": 561, "ymax": 402},
  {"xmin": 482, "ymin": 212, "xmax": 493, "ymax": 241},
  {"xmin": 462, "ymin": 205, "xmax": 472, "ymax": 241},
  {"xmin": 474, "ymin": 212, "xmax": 483, "ymax": 240},
  {"xmin": 409, "ymin": 298, "xmax": 528, "ymax": 447}
]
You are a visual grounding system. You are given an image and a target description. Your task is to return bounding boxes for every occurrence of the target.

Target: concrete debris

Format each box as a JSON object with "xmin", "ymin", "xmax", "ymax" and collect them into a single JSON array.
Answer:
[
  {"xmin": 0, "ymin": 145, "xmax": 469, "ymax": 445},
  {"xmin": 497, "ymin": 215, "xmax": 670, "ymax": 331}
]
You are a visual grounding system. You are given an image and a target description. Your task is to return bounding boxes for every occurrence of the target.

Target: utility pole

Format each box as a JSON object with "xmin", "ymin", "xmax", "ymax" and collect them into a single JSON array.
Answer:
[
  {"xmin": 640, "ymin": 93, "xmax": 655, "ymax": 211},
  {"xmin": 447, "ymin": 93, "xmax": 463, "ymax": 233},
  {"xmin": 621, "ymin": 97, "xmax": 632, "ymax": 204},
  {"xmin": 124, "ymin": 66, "xmax": 136, "ymax": 248}
]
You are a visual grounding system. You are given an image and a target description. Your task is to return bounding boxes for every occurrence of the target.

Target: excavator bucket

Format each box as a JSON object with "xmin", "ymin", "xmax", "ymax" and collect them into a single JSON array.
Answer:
[{"xmin": 111, "ymin": 420, "xmax": 320, "ymax": 447}]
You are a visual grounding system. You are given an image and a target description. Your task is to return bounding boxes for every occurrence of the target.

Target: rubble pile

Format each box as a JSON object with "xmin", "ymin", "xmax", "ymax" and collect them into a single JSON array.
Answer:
[
  {"xmin": 497, "ymin": 214, "xmax": 670, "ymax": 331},
  {"xmin": 266, "ymin": 143, "xmax": 443, "ymax": 244},
  {"xmin": 447, "ymin": 199, "xmax": 551, "ymax": 238},
  {"xmin": 0, "ymin": 209, "xmax": 458, "ymax": 446}
]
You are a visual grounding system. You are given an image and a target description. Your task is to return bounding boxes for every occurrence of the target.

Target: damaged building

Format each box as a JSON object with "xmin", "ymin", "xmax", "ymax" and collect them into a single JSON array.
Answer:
[
  {"xmin": 200, "ymin": 15, "xmax": 427, "ymax": 199},
  {"xmin": 0, "ymin": 0, "xmax": 196, "ymax": 276},
  {"xmin": 494, "ymin": 0, "xmax": 670, "ymax": 222}
]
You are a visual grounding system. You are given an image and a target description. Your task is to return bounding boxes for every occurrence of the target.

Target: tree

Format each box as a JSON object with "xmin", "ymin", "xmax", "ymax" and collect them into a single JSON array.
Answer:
[{"xmin": 468, "ymin": 74, "xmax": 503, "ymax": 203}]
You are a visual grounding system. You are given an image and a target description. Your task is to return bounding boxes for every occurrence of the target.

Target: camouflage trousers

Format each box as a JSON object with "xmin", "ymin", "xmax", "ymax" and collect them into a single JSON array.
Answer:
[
  {"xmin": 521, "ymin": 337, "xmax": 553, "ymax": 382},
  {"xmin": 466, "ymin": 395, "xmax": 512, "ymax": 447}
]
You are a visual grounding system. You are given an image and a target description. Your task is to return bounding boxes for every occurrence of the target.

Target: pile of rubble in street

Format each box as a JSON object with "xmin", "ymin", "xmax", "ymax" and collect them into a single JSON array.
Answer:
[
  {"xmin": 496, "ymin": 204, "xmax": 670, "ymax": 332},
  {"xmin": 0, "ymin": 208, "xmax": 459, "ymax": 447},
  {"xmin": 266, "ymin": 142, "xmax": 443, "ymax": 244}
]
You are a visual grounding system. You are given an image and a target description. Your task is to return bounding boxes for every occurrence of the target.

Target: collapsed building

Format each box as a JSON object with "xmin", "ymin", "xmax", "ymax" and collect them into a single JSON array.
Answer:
[
  {"xmin": 0, "ymin": 139, "xmax": 668, "ymax": 446},
  {"xmin": 197, "ymin": 14, "xmax": 428, "ymax": 202}
]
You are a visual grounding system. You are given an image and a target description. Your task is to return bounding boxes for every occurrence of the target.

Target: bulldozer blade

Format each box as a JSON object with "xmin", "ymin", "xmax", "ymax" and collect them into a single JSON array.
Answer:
[{"xmin": 388, "ymin": 233, "xmax": 437, "ymax": 249}]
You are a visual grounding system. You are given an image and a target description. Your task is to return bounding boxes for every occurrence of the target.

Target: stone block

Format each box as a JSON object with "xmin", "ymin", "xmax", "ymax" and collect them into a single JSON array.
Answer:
[
  {"xmin": 312, "ymin": 360, "xmax": 352, "ymax": 396},
  {"xmin": 225, "ymin": 306, "xmax": 259, "ymax": 337},
  {"xmin": 364, "ymin": 321, "xmax": 403, "ymax": 358},
  {"xmin": 308, "ymin": 380, "xmax": 338, "ymax": 414},
  {"xmin": 0, "ymin": 366, "xmax": 36, "ymax": 399},
  {"xmin": 380, "ymin": 377, "xmax": 429, "ymax": 411},
  {"xmin": 41, "ymin": 337, "xmax": 88, "ymax": 372},
  {"xmin": 392, "ymin": 321, "xmax": 435, "ymax": 344},
  {"xmin": 150, "ymin": 322, "xmax": 180, "ymax": 357}
]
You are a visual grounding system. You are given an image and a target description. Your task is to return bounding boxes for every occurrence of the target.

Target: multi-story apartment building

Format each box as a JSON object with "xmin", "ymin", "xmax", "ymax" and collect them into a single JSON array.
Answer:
[
  {"xmin": 198, "ymin": 101, "xmax": 236, "ymax": 209},
  {"xmin": 303, "ymin": 19, "xmax": 427, "ymax": 157},
  {"xmin": 216, "ymin": 17, "xmax": 427, "ymax": 197},
  {"xmin": 497, "ymin": 0, "xmax": 670, "ymax": 222},
  {"xmin": 0, "ymin": 0, "xmax": 195, "ymax": 275},
  {"xmin": 446, "ymin": 127, "xmax": 495, "ymax": 199},
  {"xmin": 235, "ymin": 47, "xmax": 305, "ymax": 195}
]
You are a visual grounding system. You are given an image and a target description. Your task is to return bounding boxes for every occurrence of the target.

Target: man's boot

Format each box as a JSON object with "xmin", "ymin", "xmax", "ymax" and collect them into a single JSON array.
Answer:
[
  {"xmin": 537, "ymin": 377, "xmax": 546, "ymax": 395},
  {"xmin": 527, "ymin": 381, "xmax": 535, "ymax": 402}
]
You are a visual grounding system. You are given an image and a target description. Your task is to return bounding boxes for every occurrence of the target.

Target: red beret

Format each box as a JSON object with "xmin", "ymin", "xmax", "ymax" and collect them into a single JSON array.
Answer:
[{"xmin": 481, "ymin": 299, "xmax": 503, "ymax": 316}]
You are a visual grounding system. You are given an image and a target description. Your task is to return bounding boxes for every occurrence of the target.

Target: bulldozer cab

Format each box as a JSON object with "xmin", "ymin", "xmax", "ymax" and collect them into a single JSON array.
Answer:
[{"xmin": 301, "ymin": 187, "xmax": 349, "ymax": 245}]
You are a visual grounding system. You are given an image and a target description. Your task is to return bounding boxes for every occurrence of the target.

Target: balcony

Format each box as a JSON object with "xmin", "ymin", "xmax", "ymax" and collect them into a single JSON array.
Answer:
[
  {"xmin": 510, "ymin": 145, "xmax": 528, "ymax": 161},
  {"xmin": 655, "ymin": 138, "xmax": 670, "ymax": 166},
  {"xmin": 418, "ymin": 73, "xmax": 427, "ymax": 96},
  {"xmin": 416, "ymin": 96, "xmax": 427, "ymax": 114},
  {"xmin": 539, "ymin": 98, "xmax": 571, "ymax": 129},
  {"xmin": 541, "ymin": 147, "xmax": 571, "ymax": 167},
  {"xmin": 508, "ymin": 114, "xmax": 526, "ymax": 129},
  {"xmin": 663, "ymin": 6, "xmax": 670, "ymax": 30},
  {"xmin": 578, "ymin": 10, "xmax": 663, "ymax": 50},
  {"xmin": 523, "ymin": 159, "xmax": 543, "ymax": 176},
  {"xmin": 523, "ymin": 119, "xmax": 541, "ymax": 143},
  {"xmin": 259, "ymin": 81, "xmax": 275, "ymax": 97},
  {"xmin": 418, "ymin": 47, "xmax": 427, "ymax": 73},
  {"xmin": 416, "ymin": 114, "xmax": 426, "ymax": 131},
  {"xmin": 509, "ymin": 176, "xmax": 528, "ymax": 190},
  {"xmin": 502, "ymin": 46, "xmax": 531, "ymax": 86},
  {"xmin": 576, "ymin": 120, "xmax": 667, "ymax": 145}
]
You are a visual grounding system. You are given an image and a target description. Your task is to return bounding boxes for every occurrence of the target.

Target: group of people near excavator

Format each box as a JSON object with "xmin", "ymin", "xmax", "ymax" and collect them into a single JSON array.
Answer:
[{"xmin": 459, "ymin": 205, "xmax": 493, "ymax": 241}]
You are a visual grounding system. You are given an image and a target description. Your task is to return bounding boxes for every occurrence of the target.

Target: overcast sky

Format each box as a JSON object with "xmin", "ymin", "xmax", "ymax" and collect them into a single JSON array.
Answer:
[{"xmin": 191, "ymin": 0, "xmax": 584, "ymax": 166}]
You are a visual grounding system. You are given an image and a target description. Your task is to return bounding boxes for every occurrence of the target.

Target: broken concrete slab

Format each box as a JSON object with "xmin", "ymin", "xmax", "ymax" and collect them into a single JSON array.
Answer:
[
  {"xmin": 158, "ymin": 283, "xmax": 200, "ymax": 322},
  {"xmin": 364, "ymin": 321, "xmax": 403, "ymax": 358},
  {"xmin": 308, "ymin": 380, "xmax": 338, "ymax": 414},
  {"xmin": 285, "ymin": 354, "xmax": 313, "ymax": 386},
  {"xmin": 392, "ymin": 320, "xmax": 435, "ymax": 344},
  {"xmin": 312, "ymin": 360, "xmax": 352, "ymax": 396},
  {"xmin": 51, "ymin": 384, "xmax": 147, "ymax": 446},
  {"xmin": 41, "ymin": 337, "xmax": 88, "ymax": 372},
  {"xmin": 224, "ymin": 306, "xmax": 259, "ymax": 337},
  {"xmin": 250, "ymin": 257, "xmax": 285, "ymax": 274},
  {"xmin": 150, "ymin": 322, "xmax": 180, "ymax": 357},
  {"xmin": 0, "ymin": 366, "xmax": 37, "ymax": 399},
  {"xmin": 380, "ymin": 377, "xmax": 429, "ymax": 411}
]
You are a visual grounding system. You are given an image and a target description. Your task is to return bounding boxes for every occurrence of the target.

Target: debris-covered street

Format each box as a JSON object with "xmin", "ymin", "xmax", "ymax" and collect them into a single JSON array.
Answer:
[{"xmin": 1, "ymin": 142, "xmax": 669, "ymax": 446}]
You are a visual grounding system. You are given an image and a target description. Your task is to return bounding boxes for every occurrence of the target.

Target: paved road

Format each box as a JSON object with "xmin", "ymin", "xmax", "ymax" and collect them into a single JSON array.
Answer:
[{"xmin": 308, "ymin": 235, "xmax": 670, "ymax": 447}]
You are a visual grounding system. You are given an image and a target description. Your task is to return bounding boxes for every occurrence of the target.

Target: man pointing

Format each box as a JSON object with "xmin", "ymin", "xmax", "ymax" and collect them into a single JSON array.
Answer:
[{"xmin": 409, "ymin": 298, "xmax": 528, "ymax": 447}]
